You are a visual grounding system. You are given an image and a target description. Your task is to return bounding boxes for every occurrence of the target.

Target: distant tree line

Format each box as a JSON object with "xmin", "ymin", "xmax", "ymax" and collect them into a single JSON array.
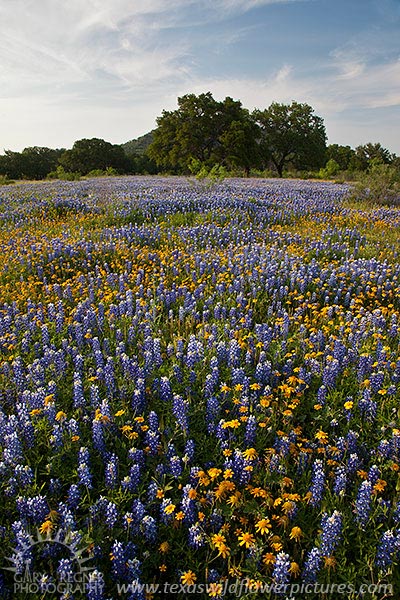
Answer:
[{"xmin": 0, "ymin": 92, "xmax": 398, "ymax": 181}]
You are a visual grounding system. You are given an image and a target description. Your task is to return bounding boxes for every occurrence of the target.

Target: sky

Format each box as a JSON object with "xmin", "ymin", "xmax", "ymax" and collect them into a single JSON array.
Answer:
[{"xmin": 0, "ymin": 0, "xmax": 399, "ymax": 153}]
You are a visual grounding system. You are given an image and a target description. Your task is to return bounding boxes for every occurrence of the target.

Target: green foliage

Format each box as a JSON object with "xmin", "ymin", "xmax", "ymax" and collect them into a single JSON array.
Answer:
[
  {"xmin": 326, "ymin": 144, "xmax": 356, "ymax": 171},
  {"xmin": 127, "ymin": 152, "xmax": 159, "ymax": 175},
  {"xmin": 148, "ymin": 92, "xmax": 260, "ymax": 174},
  {"xmin": 352, "ymin": 142, "xmax": 394, "ymax": 171},
  {"xmin": 0, "ymin": 147, "xmax": 64, "ymax": 180},
  {"xmin": 253, "ymin": 101, "xmax": 327, "ymax": 177},
  {"xmin": 59, "ymin": 138, "xmax": 130, "ymax": 175},
  {"xmin": 188, "ymin": 159, "xmax": 228, "ymax": 188},
  {"xmin": 351, "ymin": 161, "xmax": 400, "ymax": 205},
  {"xmin": 318, "ymin": 159, "xmax": 341, "ymax": 179},
  {"xmin": 47, "ymin": 165, "xmax": 81, "ymax": 181},
  {"xmin": 0, "ymin": 174, "xmax": 14, "ymax": 185},
  {"xmin": 86, "ymin": 167, "xmax": 119, "ymax": 178}
]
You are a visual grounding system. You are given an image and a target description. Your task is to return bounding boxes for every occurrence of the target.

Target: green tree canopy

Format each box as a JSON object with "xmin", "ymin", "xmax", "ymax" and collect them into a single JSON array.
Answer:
[
  {"xmin": 148, "ymin": 92, "xmax": 260, "ymax": 174},
  {"xmin": 253, "ymin": 101, "xmax": 327, "ymax": 177},
  {"xmin": 0, "ymin": 147, "xmax": 64, "ymax": 180},
  {"xmin": 352, "ymin": 142, "xmax": 394, "ymax": 171},
  {"xmin": 326, "ymin": 144, "xmax": 356, "ymax": 171},
  {"xmin": 59, "ymin": 138, "xmax": 130, "ymax": 175}
]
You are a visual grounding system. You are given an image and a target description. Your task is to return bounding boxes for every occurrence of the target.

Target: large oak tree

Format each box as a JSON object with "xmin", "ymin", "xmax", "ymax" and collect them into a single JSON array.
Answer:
[
  {"xmin": 148, "ymin": 92, "xmax": 260, "ymax": 174},
  {"xmin": 253, "ymin": 101, "xmax": 327, "ymax": 177}
]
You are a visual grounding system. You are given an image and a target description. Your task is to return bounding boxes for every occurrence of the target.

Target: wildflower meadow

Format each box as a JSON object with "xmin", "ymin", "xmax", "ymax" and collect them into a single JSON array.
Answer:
[{"xmin": 0, "ymin": 176, "xmax": 399, "ymax": 599}]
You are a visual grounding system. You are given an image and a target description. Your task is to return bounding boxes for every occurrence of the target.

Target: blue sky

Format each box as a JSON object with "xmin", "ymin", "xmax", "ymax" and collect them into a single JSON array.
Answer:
[{"xmin": 0, "ymin": 0, "xmax": 399, "ymax": 153}]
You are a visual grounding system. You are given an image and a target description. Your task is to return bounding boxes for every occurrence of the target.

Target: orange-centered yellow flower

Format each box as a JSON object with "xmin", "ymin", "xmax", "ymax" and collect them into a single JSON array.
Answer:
[
  {"xmin": 289, "ymin": 526, "xmax": 303, "ymax": 542},
  {"xmin": 237, "ymin": 532, "xmax": 255, "ymax": 548},
  {"xmin": 39, "ymin": 520, "xmax": 53, "ymax": 535},
  {"xmin": 255, "ymin": 518, "xmax": 272, "ymax": 535},
  {"xmin": 181, "ymin": 570, "xmax": 197, "ymax": 585}
]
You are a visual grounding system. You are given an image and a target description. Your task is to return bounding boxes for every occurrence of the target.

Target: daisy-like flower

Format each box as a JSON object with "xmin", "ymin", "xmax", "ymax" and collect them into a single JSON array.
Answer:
[
  {"xmin": 159, "ymin": 542, "xmax": 169, "ymax": 553},
  {"xmin": 55, "ymin": 411, "xmax": 67, "ymax": 422},
  {"xmin": 289, "ymin": 526, "xmax": 303, "ymax": 542},
  {"xmin": 237, "ymin": 531, "xmax": 255, "ymax": 548},
  {"xmin": 263, "ymin": 552, "xmax": 276, "ymax": 566},
  {"xmin": 243, "ymin": 448, "xmax": 258, "ymax": 461},
  {"xmin": 211, "ymin": 533, "xmax": 226, "ymax": 546},
  {"xmin": 39, "ymin": 520, "xmax": 53, "ymax": 535},
  {"xmin": 255, "ymin": 518, "xmax": 272, "ymax": 535},
  {"xmin": 289, "ymin": 561, "xmax": 300, "ymax": 577},
  {"xmin": 208, "ymin": 582, "xmax": 223, "ymax": 598},
  {"xmin": 164, "ymin": 503, "xmax": 175, "ymax": 514},
  {"xmin": 181, "ymin": 570, "xmax": 197, "ymax": 585},
  {"xmin": 217, "ymin": 543, "xmax": 230, "ymax": 558}
]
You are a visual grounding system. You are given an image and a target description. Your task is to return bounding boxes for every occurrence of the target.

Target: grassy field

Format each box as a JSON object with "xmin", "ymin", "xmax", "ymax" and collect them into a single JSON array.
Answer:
[{"xmin": 0, "ymin": 176, "xmax": 399, "ymax": 599}]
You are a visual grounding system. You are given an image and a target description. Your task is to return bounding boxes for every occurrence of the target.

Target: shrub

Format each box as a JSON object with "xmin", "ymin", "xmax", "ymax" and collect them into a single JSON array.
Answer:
[
  {"xmin": 0, "ymin": 174, "xmax": 15, "ymax": 185},
  {"xmin": 351, "ymin": 161, "xmax": 400, "ymax": 206},
  {"xmin": 318, "ymin": 159, "xmax": 340, "ymax": 179},
  {"xmin": 47, "ymin": 166, "xmax": 81, "ymax": 181}
]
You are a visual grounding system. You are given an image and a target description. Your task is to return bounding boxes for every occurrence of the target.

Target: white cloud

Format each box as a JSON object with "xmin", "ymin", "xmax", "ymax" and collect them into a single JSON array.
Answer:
[{"xmin": 0, "ymin": 0, "xmax": 398, "ymax": 153}]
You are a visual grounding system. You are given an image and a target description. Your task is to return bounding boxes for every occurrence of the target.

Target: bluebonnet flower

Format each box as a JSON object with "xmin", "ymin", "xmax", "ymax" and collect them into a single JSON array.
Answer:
[
  {"xmin": 105, "ymin": 454, "xmax": 119, "ymax": 489},
  {"xmin": 184, "ymin": 439, "xmax": 195, "ymax": 462},
  {"xmin": 110, "ymin": 541, "xmax": 127, "ymax": 579},
  {"xmin": 302, "ymin": 547, "xmax": 322, "ymax": 583},
  {"xmin": 144, "ymin": 429, "xmax": 160, "ymax": 455},
  {"xmin": 12, "ymin": 357, "xmax": 25, "ymax": 389},
  {"xmin": 319, "ymin": 511, "xmax": 343, "ymax": 556},
  {"xmin": 169, "ymin": 456, "xmax": 182, "ymax": 478},
  {"xmin": 141, "ymin": 515, "xmax": 157, "ymax": 543},
  {"xmin": 316, "ymin": 385, "xmax": 327, "ymax": 406},
  {"xmin": 50, "ymin": 424, "xmax": 64, "ymax": 448},
  {"xmin": 87, "ymin": 570, "xmax": 105, "ymax": 600},
  {"xmin": 346, "ymin": 453, "xmax": 360, "ymax": 476},
  {"xmin": 14, "ymin": 464, "xmax": 34, "ymax": 488},
  {"xmin": 104, "ymin": 357, "xmax": 115, "ymax": 396},
  {"xmin": 172, "ymin": 394, "xmax": 189, "ymax": 434},
  {"xmin": 146, "ymin": 481, "xmax": 158, "ymax": 502},
  {"xmin": 92, "ymin": 419, "xmax": 106, "ymax": 456},
  {"xmin": 308, "ymin": 460, "xmax": 325, "ymax": 508},
  {"xmin": 370, "ymin": 371, "xmax": 385, "ymax": 393},
  {"xmin": 355, "ymin": 481, "xmax": 372, "ymax": 526},
  {"xmin": 3, "ymin": 432, "xmax": 23, "ymax": 465},
  {"xmin": 67, "ymin": 484, "xmax": 81, "ymax": 510},
  {"xmin": 244, "ymin": 415, "xmax": 257, "ymax": 447},
  {"xmin": 105, "ymin": 501, "xmax": 118, "ymax": 528},
  {"xmin": 188, "ymin": 523, "xmax": 206, "ymax": 548},
  {"xmin": 57, "ymin": 502, "xmax": 76, "ymax": 529},
  {"xmin": 393, "ymin": 502, "xmax": 400, "ymax": 525},
  {"xmin": 11, "ymin": 521, "xmax": 33, "ymax": 574},
  {"xmin": 358, "ymin": 387, "xmax": 377, "ymax": 422},
  {"xmin": 16, "ymin": 495, "xmax": 48, "ymax": 524},
  {"xmin": 272, "ymin": 551, "xmax": 291, "ymax": 588},
  {"xmin": 346, "ymin": 430, "xmax": 358, "ymax": 453},
  {"xmin": 160, "ymin": 377, "xmax": 172, "ymax": 402},
  {"xmin": 375, "ymin": 530, "xmax": 400, "ymax": 570},
  {"xmin": 368, "ymin": 465, "xmax": 380, "ymax": 486},
  {"xmin": 230, "ymin": 449, "xmax": 252, "ymax": 485},
  {"xmin": 322, "ymin": 358, "xmax": 340, "ymax": 388},
  {"xmin": 122, "ymin": 464, "xmax": 141, "ymax": 492},
  {"xmin": 78, "ymin": 454, "xmax": 92, "ymax": 489},
  {"xmin": 333, "ymin": 466, "xmax": 347, "ymax": 497},
  {"xmin": 89, "ymin": 384, "xmax": 101, "ymax": 409},
  {"xmin": 57, "ymin": 558, "xmax": 74, "ymax": 582},
  {"xmin": 73, "ymin": 374, "xmax": 85, "ymax": 408},
  {"xmin": 206, "ymin": 396, "xmax": 220, "ymax": 434},
  {"xmin": 48, "ymin": 478, "xmax": 62, "ymax": 494}
]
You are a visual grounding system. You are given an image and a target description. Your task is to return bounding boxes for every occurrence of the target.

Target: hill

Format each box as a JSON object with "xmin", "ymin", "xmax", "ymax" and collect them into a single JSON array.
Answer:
[{"xmin": 121, "ymin": 131, "xmax": 154, "ymax": 156}]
